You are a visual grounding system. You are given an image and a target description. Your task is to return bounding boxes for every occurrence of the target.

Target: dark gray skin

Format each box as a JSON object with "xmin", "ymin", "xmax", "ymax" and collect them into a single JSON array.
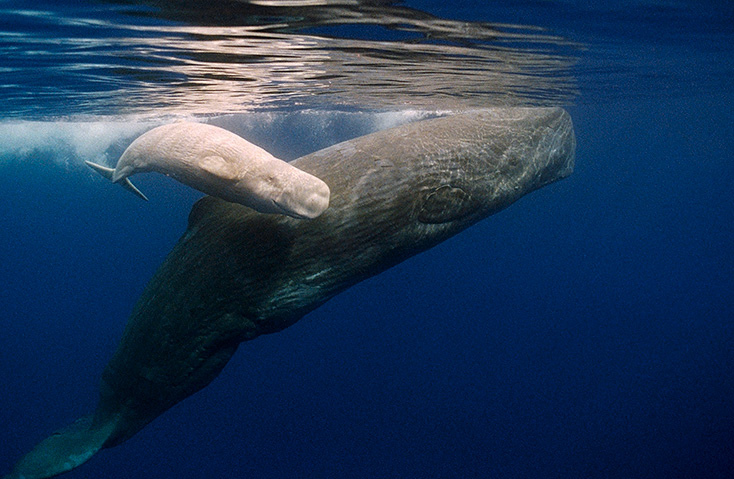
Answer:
[{"xmin": 6, "ymin": 107, "xmax": 575, "ymax": 479}]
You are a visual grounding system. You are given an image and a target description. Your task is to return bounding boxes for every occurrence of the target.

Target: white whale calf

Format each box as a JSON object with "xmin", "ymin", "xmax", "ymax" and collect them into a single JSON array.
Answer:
[{"xmin": 86, "ymin": 122, "xmax": 330, "ymax": 219}]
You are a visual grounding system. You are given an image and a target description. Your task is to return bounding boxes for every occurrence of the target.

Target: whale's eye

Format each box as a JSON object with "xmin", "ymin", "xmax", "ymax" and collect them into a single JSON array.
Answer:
[{"xmin": 417, "ymin": 185, "xmax": 479, "ymax": 224}]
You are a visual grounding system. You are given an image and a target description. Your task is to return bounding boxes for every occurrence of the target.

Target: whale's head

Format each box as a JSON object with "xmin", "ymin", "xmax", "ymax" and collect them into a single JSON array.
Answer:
[
  {"xmin": 324, "ymin": 107, "xmax": 575, "ymax": 231},
  {"xmin": 229, "ymin": 161, "xmax": 331, "ymax": 220},
  {"xmin": 271, "ymin": 176, "xmax": 331, "ymax": 220},
  {"xmin": 418, "ymin": 107, "xmax": 575, "ymax": 224}
]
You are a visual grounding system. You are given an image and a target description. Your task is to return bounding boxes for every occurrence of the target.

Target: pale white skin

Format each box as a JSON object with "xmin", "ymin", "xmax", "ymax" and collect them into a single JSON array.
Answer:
[{"xmin": 113, "ymin": 122, "xmax": 330, "ymax": 219}]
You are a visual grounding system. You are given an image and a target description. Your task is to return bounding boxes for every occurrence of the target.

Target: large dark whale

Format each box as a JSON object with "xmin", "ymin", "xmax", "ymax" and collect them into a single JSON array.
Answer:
[{"xmin": 5, "ymin": 107, "xmax": 575, "ymax": 479}]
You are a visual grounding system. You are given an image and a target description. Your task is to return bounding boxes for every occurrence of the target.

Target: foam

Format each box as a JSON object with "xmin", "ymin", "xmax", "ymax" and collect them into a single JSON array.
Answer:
[
  {"xmin": 0, "ymin": 110, "xmax": 442, "ymax": 169},
  {"xmin": 0, "ymin": 120, "xmax": 159, "ymax": 168}
]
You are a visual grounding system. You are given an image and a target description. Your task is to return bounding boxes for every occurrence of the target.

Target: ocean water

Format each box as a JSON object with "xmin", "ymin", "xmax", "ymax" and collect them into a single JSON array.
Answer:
[{"xmin": 1, "ymin": 1, "xmax": 733, "ymax": 478}]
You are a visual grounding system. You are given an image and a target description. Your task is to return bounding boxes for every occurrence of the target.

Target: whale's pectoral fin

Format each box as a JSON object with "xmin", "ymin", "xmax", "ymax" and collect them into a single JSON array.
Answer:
[
  {"xmin": 116, "ymin": 177, "xmax": 149, "ymax": 201},
  {"xmin": 85, "ymin": 160, "xmax": 149, "ymax": 201},
  {"xmin": 5, "ymin": 414, "xmax": 116, "ymax": 479},
  {"xmin": 198, "ymin": 156, "xmax": 239, "ymax": 181}
]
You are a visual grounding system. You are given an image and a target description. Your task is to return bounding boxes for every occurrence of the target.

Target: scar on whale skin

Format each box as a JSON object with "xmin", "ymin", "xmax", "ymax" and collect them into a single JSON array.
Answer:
[
  {"xmin": 6, "ymin": 108, "xmax": 575, "ymax": 479},
  {"xmin": 86, "ymin": 122, "xmax": 331, "ymax": 219}
]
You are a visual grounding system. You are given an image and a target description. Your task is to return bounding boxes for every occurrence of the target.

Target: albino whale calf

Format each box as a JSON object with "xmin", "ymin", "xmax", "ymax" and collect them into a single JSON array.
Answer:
[
  {"xmin": 6, "ymin": 108, "xmax": 575, "ymax": 479},
  {"xmin": 86, "ymin": 122, "xmax": 331, "ymax": 219}
]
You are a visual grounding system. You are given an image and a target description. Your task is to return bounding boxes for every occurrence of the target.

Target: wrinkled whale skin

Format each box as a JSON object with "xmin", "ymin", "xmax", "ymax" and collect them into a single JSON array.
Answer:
[{"xmin": 6, "ymin": 108, "xmax": 575, "ymax": 478}]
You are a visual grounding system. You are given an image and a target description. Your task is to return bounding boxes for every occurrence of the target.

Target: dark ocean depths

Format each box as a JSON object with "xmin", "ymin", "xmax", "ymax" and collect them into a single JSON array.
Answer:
[{"xmin": 1, "ymin": 1, "xmax": 732, "ymax": 478}]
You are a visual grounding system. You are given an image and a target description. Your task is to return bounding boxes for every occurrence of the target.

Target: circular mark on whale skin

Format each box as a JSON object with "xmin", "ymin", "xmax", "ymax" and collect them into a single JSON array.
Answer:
[{"xmin": 417, "ymin": 185, "xmax": 479, "ymax": 224}]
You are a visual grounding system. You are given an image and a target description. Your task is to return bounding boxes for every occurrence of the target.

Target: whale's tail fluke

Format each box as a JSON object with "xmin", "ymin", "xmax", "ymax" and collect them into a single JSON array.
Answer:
[
  {"xmin": 85, "ymin": 161, "xmax": 149, "ymax": 201},
  {"xmin": 5, "ymin": 414, "xmax": 117, "ymax": 479}
]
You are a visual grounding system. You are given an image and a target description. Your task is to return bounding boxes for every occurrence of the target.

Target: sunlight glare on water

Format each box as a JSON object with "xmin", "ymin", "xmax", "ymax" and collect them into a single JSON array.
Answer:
[{"xmin": 0, "ymin": 0, "xmax": 580, "ymax": 118}]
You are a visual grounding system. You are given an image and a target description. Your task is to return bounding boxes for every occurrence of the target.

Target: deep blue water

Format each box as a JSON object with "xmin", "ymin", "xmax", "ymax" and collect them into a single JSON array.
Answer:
[{"xmin": 1, "ymin": 1, "xmax": 733, "ymax": 478}]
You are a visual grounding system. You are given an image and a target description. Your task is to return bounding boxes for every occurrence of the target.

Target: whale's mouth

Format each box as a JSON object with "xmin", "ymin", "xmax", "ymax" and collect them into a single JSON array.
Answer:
[{"xmin": 271, "ymin": 198, "xmax": 310, "ymax": 220}]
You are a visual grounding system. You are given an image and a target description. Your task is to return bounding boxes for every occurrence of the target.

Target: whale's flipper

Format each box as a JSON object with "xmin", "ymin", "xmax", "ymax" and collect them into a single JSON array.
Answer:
[
  {"xmin": 5, "ymin": 415, "xmax": 116, "ymax": 479},
  {"xmin": 85, "ymin": 160, "xmax": 149, "ymax": 201}
]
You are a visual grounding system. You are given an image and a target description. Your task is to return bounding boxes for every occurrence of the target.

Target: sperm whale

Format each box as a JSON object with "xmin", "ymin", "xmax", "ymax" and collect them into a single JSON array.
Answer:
[
  {"xmin": 7, "ymin": 108, "xmax": 575, "ymax": 479},
  {"xmin": 86, "ymin": 122, "xmax": 331, "ymax": 219}
]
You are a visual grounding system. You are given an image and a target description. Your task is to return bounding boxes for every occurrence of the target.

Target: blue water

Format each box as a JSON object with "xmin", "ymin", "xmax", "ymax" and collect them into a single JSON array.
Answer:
[{"xmin": 1, "ymin": 1, "xmax": 733, "ymax": 478}]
